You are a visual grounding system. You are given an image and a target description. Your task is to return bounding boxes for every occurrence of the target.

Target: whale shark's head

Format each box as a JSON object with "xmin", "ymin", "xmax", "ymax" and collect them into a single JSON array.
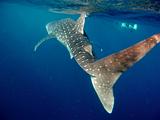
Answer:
[
  {"xmin": 45, "ymin": 18, "xmax": 76, "ymax": 36},
  {"xmin": 45, "ymin": 21, "xmax": 58, "ymax": 35}
]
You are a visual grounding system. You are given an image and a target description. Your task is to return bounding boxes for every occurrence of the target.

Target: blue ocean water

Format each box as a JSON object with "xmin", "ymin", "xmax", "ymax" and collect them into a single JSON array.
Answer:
[{"xmin": 0, "ymin": 1, "xmax": 160, "ymax": 120}]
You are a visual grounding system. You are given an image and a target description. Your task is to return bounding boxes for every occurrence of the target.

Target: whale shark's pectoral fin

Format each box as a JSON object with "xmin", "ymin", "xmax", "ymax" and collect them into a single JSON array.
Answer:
[
  {"xmin": 34, "ymin": 35, "xmax": 55, "ymax": 52},
  {"xmin": 73, "ymin": 12, "xmax": 86, "ymax": 34},
  {"xmin": 66, "ymin": 45, "xmax": 73, "ymax": 59}
]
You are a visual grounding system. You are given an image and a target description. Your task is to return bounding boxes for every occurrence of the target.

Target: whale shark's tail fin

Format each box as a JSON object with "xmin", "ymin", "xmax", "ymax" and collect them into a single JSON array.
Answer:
[
  {"xmin": 90, "ymin": 33, "xmax": 160, "ymax": 113},
  {"xmin": 91, "ymin": 73, "xmax": 121, "ymax": 113}
]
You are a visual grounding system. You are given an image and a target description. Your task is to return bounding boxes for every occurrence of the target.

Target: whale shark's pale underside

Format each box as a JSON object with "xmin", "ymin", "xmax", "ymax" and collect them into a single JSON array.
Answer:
[{"xmin": 34, "ymin": 13, "xmax": 160, "ymax": 113}]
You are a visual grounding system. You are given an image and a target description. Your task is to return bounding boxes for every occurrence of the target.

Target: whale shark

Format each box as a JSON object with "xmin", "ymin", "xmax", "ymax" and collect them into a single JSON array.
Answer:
[{"xmin": 34, "ymin": 13, "xmax": 160, "ymax": 113}]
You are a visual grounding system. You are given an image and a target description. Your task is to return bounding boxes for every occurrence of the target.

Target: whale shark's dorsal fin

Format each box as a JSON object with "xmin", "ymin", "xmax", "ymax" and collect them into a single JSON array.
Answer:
[
  {"xmin": 84, "ymin": 44, "xmax": 93, "ymax": 56},
  {"xmin": 73, "ymin": 12, "xmax": 86, "ymax": 34}
]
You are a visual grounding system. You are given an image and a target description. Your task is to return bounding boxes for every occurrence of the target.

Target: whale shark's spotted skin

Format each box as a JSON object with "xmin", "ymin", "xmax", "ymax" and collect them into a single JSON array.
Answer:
[
  {"xmin": 45, "ymin": 14, "xmax": 96, "ymax": 74},
  {"xmin": 35, "ymin": 14, "xmax": 160, "ymax": 113}
]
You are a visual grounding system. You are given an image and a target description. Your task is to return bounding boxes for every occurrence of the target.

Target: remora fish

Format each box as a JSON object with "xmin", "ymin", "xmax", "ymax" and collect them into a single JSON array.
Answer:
[{"xmin": 34, "ymin": 13, "xmax": 160, "ymax": 113}]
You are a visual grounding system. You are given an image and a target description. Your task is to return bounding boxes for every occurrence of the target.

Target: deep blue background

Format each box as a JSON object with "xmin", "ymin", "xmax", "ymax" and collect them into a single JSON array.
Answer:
[{"xmin": 0, "ymin": 3, "xmax": 160, "ymax": 120}]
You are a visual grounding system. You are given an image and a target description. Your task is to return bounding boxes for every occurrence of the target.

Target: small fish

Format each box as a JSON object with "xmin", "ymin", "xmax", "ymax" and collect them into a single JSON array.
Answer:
[{"xmin": 34, "ymin": 13, "xmax": 160, "ymax": 113}]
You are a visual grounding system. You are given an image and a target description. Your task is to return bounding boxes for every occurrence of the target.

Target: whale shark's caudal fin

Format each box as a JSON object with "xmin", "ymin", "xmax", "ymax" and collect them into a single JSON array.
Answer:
[
  {"xmin": 91, "ymin": 73, "xmax": 121, "ymax": 113},
  {"xmin": 90, "ymin": 34, "xmax": 160, "ymax": 113}
]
